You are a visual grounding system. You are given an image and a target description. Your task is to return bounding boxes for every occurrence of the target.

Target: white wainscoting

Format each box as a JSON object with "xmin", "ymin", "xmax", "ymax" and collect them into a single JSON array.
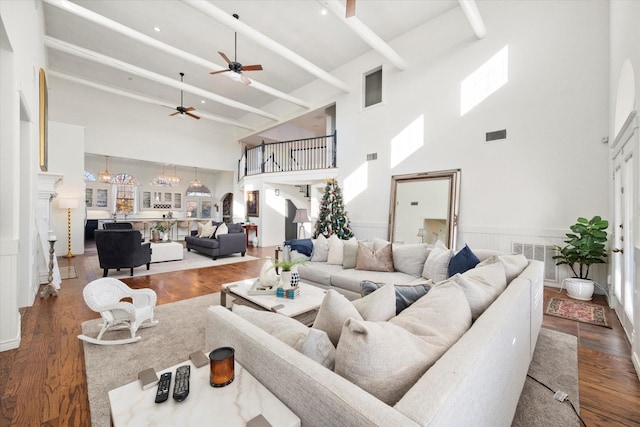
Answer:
[
  {"xmin": 350, "ymin": 221, "xmax": 388, "ymax": 242},
  {"xmin": 0, "ymin": 238, "xmax": 20, "ymax": 351}
]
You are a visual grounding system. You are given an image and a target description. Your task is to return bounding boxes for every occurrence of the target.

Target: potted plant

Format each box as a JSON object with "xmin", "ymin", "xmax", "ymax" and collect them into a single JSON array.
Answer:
[
  {"xmin": 152, "ymin": 220, "xmax": 176, "ymax": 241},
  {"xmin": 271, "ymin": 258, "xmax": 307, "ymax": 289},
  {"xmin": 553, "ymin": 215, "xmax": 609, "ymax": 301}
]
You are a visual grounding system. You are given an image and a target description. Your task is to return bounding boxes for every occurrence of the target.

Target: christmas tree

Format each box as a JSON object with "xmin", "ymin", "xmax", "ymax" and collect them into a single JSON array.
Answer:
[{"xmin": 313, "ymin": 178, "xmax": 354, "ymax": 239}]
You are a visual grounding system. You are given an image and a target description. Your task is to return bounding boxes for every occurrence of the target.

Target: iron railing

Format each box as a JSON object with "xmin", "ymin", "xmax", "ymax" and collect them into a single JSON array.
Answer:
[{"xmin": 238, "ymin": 131, "xmax": 337, "ymax": 180}]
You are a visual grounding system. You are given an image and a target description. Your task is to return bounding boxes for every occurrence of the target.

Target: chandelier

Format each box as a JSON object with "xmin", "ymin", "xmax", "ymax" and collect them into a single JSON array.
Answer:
[
  {"xmin": 169, "ymin": 165, "xmax": 182, "ymax": 184},
  {"xmin": 98, "ymin": 156, "xmax": 113, "ymax": 183},
  {"xmin": 186, "ymin": 167, "xmax": 212, "ymax": 196},
  {"xmin": 151, "ymin": 164, "xmax": 172, "ymax": 187}
]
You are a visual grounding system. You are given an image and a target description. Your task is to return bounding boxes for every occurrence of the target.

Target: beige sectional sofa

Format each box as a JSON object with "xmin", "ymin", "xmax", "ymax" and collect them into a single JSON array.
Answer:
[{"xmin": 206, "ymin": 244, "xmax": 544, "ymax": 426}]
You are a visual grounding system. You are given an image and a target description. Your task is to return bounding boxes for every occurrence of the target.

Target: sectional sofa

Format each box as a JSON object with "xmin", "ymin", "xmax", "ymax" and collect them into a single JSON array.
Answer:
[{"xmin": 206, "ymin": 239, "xmax": 544, "ymax": 426}]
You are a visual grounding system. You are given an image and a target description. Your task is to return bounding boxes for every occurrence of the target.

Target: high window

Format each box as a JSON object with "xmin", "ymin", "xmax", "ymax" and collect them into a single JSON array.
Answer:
[
  {"xmin": 112, "ymin": 173, "xmax": 138, "ymax": 214},
  {"xmin": 364, "ymin": 67, "xmax": 382, "ymax": 108}
]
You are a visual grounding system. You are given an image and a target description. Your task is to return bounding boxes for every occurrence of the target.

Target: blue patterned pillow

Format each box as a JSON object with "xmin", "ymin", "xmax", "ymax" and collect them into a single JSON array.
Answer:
[
  {"xmin": 284, "ymin": 239, "xmax": 314, "ymax": 257},
  {"xmin": 360, "ymin": 281, "xmax": 431, "ymax": 315},
  {"xmin": 448, "ymin": 244, "xmax": 480, "ymax": 277}
]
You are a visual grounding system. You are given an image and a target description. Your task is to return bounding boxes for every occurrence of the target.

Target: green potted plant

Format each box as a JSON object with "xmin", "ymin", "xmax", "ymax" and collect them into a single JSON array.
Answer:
[
  {"xmin": 271, "ymin": 258, "xmax": 307, "ymax": 289},
  {"xmin": 553, "ymin": 215, "xmax": 608, "ymax": 301}
]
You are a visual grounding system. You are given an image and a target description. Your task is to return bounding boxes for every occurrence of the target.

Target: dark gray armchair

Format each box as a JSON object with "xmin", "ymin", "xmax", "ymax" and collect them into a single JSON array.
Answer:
[
  {"xmin": 94, "ymin": 229, "xmax": 152, "ymax": 277},
  {"xmin": 103, "ymin": 222, "xmax": 133, "ymax": 230}
]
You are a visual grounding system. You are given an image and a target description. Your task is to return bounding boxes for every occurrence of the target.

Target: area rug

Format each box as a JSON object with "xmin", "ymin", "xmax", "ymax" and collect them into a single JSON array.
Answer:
[
  {"xmin": 82, "ymin": 292, "xmax": 222, "ymax": 427},
  {"xmin": 512, "ymin": 328, "xmax": 580, "ymax": 426},
  {"xmin": 545, "ymin": 296, "xmax": 612, "ymax": 328},
  {"xmin": 84, "ymin": 294, "xmax": 581, "ymax": 427},
  {"xmin": 88, "ymin": 250, "xmax": 257, "ymax": 279},
  {"xmin": 59, "ymin": 265, "xmax": 77, "ymax": 279}
]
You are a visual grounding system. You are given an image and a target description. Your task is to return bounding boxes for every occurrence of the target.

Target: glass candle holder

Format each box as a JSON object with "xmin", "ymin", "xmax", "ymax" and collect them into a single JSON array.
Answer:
[{"xmin": 209, "ymin": 347, "xmax": 234, "ymax": 387}]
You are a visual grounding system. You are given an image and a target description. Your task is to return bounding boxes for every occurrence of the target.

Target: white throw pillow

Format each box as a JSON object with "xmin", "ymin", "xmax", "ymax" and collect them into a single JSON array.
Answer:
[
  {"xmin": 334, "ymin": 319, "xmax": 434, "ymax": 405},
  {"xmin": 312, "ymin": 286, "xmax": 396, "ymax": 346},
  {"xmin": 213, "ymin": 222, "xmax": 228, "ymax": 238},
  {"xmin": 451, "ymin": 261, "xmax": 507, "ymax": 320},
  {"xmin": 310, "ymin": 235, "xmax": 330, "ymax": 262},
  {"xmin": 393, "ymin": 243, "xmax": 430, "ymax": 277},
  {"xmin": 232, "ymin": 305, "xmax": 335, "ymax": 369},
  {"xmin": 342, "ymin": 237, "xmax": 358, "ymax": 269},
  {"xmin": 421, "ymin": 240, "xmax": 453, "ymax": 282},
  {"xmin": 199, "ymin": 223, "xmax": 217, "ymax": 238},
  {"xmin": 477, "ymin": 254, "xmax": 528, "ymax": 283},
  {"xmin": 326, "ymin": 234, "xmax": 345, "ymax": 265}
]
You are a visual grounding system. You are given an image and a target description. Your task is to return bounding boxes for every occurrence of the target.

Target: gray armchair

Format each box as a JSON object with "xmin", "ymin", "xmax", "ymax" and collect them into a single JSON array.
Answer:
[{"xmin": 94, "ymin": 229, "xmax": 152, "ymax": 277}]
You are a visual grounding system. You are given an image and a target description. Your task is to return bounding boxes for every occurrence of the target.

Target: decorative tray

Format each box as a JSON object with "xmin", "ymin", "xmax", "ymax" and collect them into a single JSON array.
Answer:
[{"xmin": 247, "ymin": 279, "xmax": 278, "ymax": 295}]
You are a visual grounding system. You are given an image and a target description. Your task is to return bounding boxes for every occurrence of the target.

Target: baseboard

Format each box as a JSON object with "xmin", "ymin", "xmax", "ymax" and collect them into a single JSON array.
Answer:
[
  {"xmin": 0, "ymin": 313, "xmax": 21, "ymax": 352},
  {"xmin": 632, "ymin": 349, "xmax": 640, "ymax": 382}
]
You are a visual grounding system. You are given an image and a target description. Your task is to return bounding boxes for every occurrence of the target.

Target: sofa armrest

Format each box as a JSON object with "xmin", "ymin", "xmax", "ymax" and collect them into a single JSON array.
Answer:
[
  {"xmin": 206, "ymin": 306, "xmax": 418, "ymax": 427},
  {"xmin": 217, "ymin": 232, "xmax": 246, "ymax": 253}
]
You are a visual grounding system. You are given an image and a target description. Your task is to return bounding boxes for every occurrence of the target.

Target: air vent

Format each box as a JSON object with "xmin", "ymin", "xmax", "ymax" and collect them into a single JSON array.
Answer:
[
  {"xmin": 512, "ymin": 242, "xmax": 558, "ymax": 282},
  {"xmin": 366, "ymin": 153, "xmax": 378, "ymax": 161},
  {"xmin": 486, "ymin": 129, "xmax": 507, "ymax": 142}
]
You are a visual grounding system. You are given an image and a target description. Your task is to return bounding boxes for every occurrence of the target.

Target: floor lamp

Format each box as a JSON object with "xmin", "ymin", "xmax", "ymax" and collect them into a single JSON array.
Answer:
[
  {"xmin": 293, "ymin": 208, "xmax": 310, "ymax": 239},
  {"xmin": 59, "ymin": 197, "xmax": 79, "ymax": 258}
]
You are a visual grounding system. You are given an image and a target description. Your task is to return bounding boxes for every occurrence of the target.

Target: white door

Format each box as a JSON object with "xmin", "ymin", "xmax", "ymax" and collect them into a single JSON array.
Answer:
[{"xmin": 610, "ymin": 112, "xmax": 638, "ymax": 347}]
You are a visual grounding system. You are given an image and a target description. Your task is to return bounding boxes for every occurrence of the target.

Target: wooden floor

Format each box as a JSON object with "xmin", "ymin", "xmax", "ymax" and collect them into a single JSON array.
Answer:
[{"xmin": 1, "ymin": 246, "xmax": 639, "ymax": 426}]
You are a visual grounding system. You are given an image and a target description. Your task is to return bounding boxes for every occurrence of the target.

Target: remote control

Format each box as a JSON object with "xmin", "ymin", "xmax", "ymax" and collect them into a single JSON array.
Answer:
[
  {"xmin": 154, "ymin": 372, "xmax": 172, "ymax": 403},
  {"xmin": 172, "ymin": 365, "xmax": 190, "ymax": 402}
]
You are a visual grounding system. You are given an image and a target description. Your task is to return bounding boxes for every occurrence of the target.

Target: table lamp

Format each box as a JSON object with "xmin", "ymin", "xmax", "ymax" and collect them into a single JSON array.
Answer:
[
  {"xmin": 417, "ymin": 228, "xmax": 427, "ymax": 244},
  {"xmin": 293, "ymin": 208, "xmax": 310, "ymax": 239},
  {"xmin": 59, "ymin": 197, "xmax": 79, "ymax": 258}
]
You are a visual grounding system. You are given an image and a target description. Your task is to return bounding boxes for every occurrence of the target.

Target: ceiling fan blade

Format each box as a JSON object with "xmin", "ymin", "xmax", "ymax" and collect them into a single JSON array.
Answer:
[
  {"xmin": 210, "ymin": 69, "xmax": 228, "ymax": 75},
  {"xmin": 346, "ymin": 0, "xmax": 356, "ymax": 17},
  {"xmin": 186, "ymin": 112, "xmax": 201, "ymax": 120},
  {"xmin": 240, "ymin": 74, "xmax": 251, "ymax": 85},
  {"xmin": 184, "ymin": 107, "xmax": 196, "ymax": 112},
  {"xmin": 169, "ymin": 111, "xmax": 180, "ymax": 116},
  {"xmin": 242, "ymin": 64, "xmax": 263, "ymax": 71},
  {"xmin": 218, "ymin": 51, "xmax": 232, "ymax": 65}
]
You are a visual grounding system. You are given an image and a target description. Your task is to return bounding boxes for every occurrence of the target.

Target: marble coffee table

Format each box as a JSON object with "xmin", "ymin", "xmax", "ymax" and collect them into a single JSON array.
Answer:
[
  {"xmin": 221, "ymin": 279, "xmax": 326, "ymax": 326},
  {"xmin": 108, "ymin": 357, "xmax": 300, "ymax": 427}
]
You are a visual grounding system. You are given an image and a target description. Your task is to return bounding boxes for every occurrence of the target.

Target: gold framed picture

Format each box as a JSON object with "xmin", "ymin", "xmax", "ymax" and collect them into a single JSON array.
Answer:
[{"xmin": 39, "ymin": 68, "xmax": 48, "ymax": 172}]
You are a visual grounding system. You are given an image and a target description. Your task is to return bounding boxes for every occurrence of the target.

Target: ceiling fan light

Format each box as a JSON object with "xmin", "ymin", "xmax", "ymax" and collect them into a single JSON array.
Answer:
[{"xmin": 227, "ymin": 71, "xmax": 243, "ymax": 82}]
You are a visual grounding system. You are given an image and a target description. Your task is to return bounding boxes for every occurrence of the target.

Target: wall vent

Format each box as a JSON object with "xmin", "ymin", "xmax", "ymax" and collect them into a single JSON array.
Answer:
[
  {"xmin": 366, "ymin": 153, "xmax": 378, "ymax": 161},
  {"xmin": 512, "ymin": 242, "xmax": 558, "ymax": 282},
  {"xmin": 486, "ymin": 129, "xmax": 507, "ymax": 142}
]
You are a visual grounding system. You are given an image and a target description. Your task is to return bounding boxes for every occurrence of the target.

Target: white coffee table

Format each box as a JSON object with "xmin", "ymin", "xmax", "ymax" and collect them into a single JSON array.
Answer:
[
  {"xmin": 108, "ymin": 357, "xmax": 300, "ymax": 427},
  {"xmin": 221, "ymin": 279, "xmax": 326, "ymax": 326},
  {"xmin": 150, "ymin": 241, "xmax": 184, "ymax": 263}
]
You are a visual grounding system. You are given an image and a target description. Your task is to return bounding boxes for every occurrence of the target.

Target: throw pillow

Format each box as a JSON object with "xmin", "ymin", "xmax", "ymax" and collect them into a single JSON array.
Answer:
[
  {"xmin": 355, "ymin": 241, "xmax": 394, "ymax": 272},
  {"xmin": 310, "ymin": 235, "xmax": 329, "ymax": 262},
  {"xmin": 199, "ymin": 223, "xmax": 217, "ymax": 238},
  {"xmin": 390, "ymin": 280, "xmax": 471, "ymax": 348},
  {"xmin": 326, "ymin": 234, "xmax": 345, "ymax": 265},
  {"xmin": 312, "ymin": 286, "xmax": 396, "ymax": 346},
  {"xmin": 477, "ymin": 254, "xmax": 528, "ymax": 283},
  {"xmin": 450, "ymin": 261, "xmax": 507, "ymax": 320},
  {"xmin": 342, "ymin": 237, "xmax": 358, "ymax": 269},
  {"xmin": 284, "ymin": 239, "xmax": 313, "ymax": 257},
  {"xmin": 360, "ymin": 280, "xmax": 432, "ymax": 315},
  {"xmin": 448, "ymin": 244, "xmax": 480, "ymax": 277},
  {"xmin": 421, "ymin": 240, "xmax": 452, "ymax": 282},
  {"xmin": 232, "ymin": 305, "xmax": 335, "ymax": 369},
  {"xmin": 334, "ymin": 319, "xmax": 434, "ymax": 406},
  {"xmin": 392, "ymin": 243, "xmax": 430, "ymax": 277},
  {"xmin": 213, "ymin": 222, "xmax": 228, "ymax": 238}
]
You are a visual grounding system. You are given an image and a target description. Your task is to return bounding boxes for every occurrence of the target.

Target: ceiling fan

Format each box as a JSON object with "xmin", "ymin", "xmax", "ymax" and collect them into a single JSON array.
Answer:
[
  {"xmin": 165, "ymin": 72, "xmax": 200, "ymax": 120},
  {"xmin": 210, "ymin": 14, "xmax": 263, "ymax": 85}
]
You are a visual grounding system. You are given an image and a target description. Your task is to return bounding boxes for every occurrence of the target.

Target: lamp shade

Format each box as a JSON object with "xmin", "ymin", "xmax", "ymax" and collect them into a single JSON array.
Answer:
[
  {"xmin": 417, "ymin": 228, "xmax": 427, "ymax": 237},
  {"xmin": 293, "ymin": 209, "xmax": 310, "ymax": 224},
  {"xmin": 59, "ymin": 198, "xmax": 79, "ymax": 209}
]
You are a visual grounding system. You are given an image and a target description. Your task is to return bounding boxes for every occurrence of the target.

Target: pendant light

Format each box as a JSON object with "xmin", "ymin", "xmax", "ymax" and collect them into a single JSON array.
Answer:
[
  {"xmin": 98, "ymin": 156, "xmax": 113, "ymax": 183},
  {"xmin": 186, "ymin": 167, "xmax": 212, "ymax": 196}
]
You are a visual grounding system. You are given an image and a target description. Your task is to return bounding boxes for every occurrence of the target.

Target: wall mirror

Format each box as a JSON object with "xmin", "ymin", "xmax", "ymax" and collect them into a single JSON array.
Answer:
[{"xmin": 388, "ymin": 169, "xmax": 461, "ymax": 250}]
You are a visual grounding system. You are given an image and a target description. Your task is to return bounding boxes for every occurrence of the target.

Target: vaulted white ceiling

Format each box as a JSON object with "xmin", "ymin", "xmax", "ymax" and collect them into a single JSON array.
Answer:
[{"xmin": 43, "ymin": 0, "xmax": 483, "ymax": 134}]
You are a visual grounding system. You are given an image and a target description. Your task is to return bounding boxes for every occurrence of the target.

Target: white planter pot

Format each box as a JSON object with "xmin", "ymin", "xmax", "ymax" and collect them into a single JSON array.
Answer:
[
  {"xmin": 280, "ymin": 271, "xmax": 292, "ymax": 289},
  {"xmin": 563, "ymin": 278, "xmax": 594, "ymax": 301}
]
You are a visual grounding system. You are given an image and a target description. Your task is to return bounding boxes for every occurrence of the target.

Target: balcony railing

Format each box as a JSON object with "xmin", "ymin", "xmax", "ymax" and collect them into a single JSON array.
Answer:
[{"xmin": 238, "ymin": 131, "xmax": 337, "ymax": 179}]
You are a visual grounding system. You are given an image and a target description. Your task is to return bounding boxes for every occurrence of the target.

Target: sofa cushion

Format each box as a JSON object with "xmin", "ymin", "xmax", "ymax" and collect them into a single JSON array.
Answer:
[
  {"xmin": 232, "ymin": 305, "xmax": 336, "ymax": 369},
  {"xmin": 334, "ymin": 319, "xmax": 434, "ymax": 406},
  {"xmin": 451, "ymin": 261, "xmax": 507, "ymax": 320},
  {"xmin": 227, "ymin": 223, "xmax": 243, "ymax": 233},
  {"xmin": 477, "ymin": 254, "xmax": 528, "ymax": 283},
  {"xmin": 342, "ymin": 238, "xmax": 358, "ymax": 269},
  {"xmin": 392, "ymin": 243, "xmax": 430, "ymax": 277},
  {"xmin": 421, "ymin": 240, "xmax": 452, "ymax": 281},
  {"xmin": 361, "ymin": 280, "xmax": 432, "ymax": 315},
  {"xmin": 390, "ymin": 279, "xmax": 471, "ymax": 348},
  {"xmin": 296, "ymin": 262, "xmax": 343, "ymax": 286},
  {"xmin": 213, "ymin": 222, "xmax": 228, "ymax": 238},
  {"xmin": 448, "ymin": 244, "xmax": 480, "ymax": 277},
  {"xmin": 185, "ymin": 235, "xmax": 220, "ymax": 249},
  {"xmin": 310, "ymin": 235, "xmax": 329, "ymax": 262},
  {"xmin": 329, "ymin": 269, "xmax": 416, "ymax": 295},
  {"xmin": 312, "ymin": 286, "xmax": 395, "ymax": 346},
  {"xmin": 284, "ymin": 238, "xmax": 313, "ymax": 257},
  {"xmin": 199, "ymin": 223, "xmax": 217, "ymax": 238},
  {"xmin": 355, "ymin": 241, "xmax": 394, "ymax": 272},
  {"xmin": 327, "ymin": 234, "xmax": 344, "ymax": 265}
]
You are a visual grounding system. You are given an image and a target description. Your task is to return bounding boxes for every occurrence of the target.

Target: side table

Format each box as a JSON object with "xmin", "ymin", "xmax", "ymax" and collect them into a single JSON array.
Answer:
[
  {"xmin": 108, "ymin": 357, "xmax": 300, "ymax": 427},
  {"xmin": 243, "ymin": 224, "xmax": 258, "ymax": 247}
]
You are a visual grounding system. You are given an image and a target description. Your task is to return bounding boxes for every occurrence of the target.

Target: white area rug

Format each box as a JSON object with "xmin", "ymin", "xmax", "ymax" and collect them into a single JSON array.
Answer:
[{"xmin": 88, "ymin": 249, "xmax": 257, "ymax": 279}]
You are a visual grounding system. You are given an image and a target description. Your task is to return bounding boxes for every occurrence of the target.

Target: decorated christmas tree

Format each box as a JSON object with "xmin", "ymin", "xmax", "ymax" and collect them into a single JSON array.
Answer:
[{"xmin": 313, "ymin": 178, "xmax": 354, "ymax": 239}]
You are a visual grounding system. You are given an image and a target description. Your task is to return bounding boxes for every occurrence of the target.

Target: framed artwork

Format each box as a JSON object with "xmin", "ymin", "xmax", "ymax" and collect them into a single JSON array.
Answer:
[
  {"xmin": 39, "ymin": 68, "xmax": 48, "ymax": 172},
  {"xmin": 246, "ymin": 190, "xmax": 259, "ymax": 217}
]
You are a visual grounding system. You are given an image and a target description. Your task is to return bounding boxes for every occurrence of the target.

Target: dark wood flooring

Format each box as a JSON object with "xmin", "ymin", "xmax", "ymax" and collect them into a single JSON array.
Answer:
[{"xmin": 1, "ymin": 246, "xmax": 638, "ymax": 426}]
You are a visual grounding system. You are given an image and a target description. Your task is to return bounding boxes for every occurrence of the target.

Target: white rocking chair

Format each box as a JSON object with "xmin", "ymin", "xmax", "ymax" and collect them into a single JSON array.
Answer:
[{"xmin": 78, "ymin": 278, "xmax": 159, "ymax": 345}]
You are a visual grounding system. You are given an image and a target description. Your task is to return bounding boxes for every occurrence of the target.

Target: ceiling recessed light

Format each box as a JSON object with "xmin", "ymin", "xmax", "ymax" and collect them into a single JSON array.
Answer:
[
  {"xmin": 201, "ymin": 100, "xmax": 206, "ymax": 104},
  {"xmin": 153, "ymin": 26, "xmax": 161, "ymax": 32},
  {"xmin": 320, "ymin": 8, "xmax": 328, "ymax": 16}
]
